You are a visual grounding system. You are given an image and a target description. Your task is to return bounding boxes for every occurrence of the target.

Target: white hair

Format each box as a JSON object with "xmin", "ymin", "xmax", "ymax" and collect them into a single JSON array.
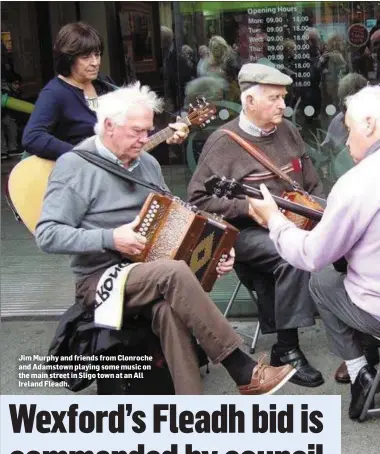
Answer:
[
  {"xmin": 345, "ymin": 85, "xmax": 380, "ymax": 123},
  {"xmin": 240, "ymin": 84, "xmax": 264, "ymax": 111},
  {"xmin": 94, "ymin": 82, "xmax": 164, "ymax": 136}
]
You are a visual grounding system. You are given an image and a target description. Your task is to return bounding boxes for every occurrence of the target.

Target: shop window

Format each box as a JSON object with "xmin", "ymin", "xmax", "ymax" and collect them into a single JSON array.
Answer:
[
  {"xmin": 119, "ymin": 2, "xmax": 157, "ymax": 73},
  {"xmin": 169, "ymin": 1, "xmax": 380, "ymax": 192}
]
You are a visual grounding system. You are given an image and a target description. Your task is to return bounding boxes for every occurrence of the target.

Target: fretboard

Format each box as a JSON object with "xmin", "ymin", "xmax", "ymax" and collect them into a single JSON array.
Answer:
[{"xmin": 142, "ymin": 127, "xmax": 174, "ymax": 152}]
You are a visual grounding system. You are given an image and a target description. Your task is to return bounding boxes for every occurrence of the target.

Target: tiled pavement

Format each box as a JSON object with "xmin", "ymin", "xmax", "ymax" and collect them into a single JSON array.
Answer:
[{"xmin": 1, "ymin": 157, "xmax": 379, "ymax": 450}]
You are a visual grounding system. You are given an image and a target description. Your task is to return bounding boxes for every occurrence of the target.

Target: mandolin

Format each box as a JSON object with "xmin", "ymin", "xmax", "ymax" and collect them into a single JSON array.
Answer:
[
  {"xmin": 205, "ymin": 175, "xmax": 348, "ymax": 272},
  {"xmin": 7, "ymin": 98, "xmax": 217, "ymax": 234},
  {"xmin": 204, "ymin": 175, "xmax": 325, "ymax": 222}
]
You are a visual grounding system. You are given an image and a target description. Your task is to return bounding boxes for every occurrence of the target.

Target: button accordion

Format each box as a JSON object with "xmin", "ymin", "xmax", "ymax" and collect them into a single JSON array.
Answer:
[{"xmin": 125, "ymin": 193, "xmax": 238, "ymax": 292}]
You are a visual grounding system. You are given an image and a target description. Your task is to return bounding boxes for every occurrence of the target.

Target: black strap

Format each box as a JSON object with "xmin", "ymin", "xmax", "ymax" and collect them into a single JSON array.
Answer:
[{"xmin": 73, "ymin": 149, "xmax": 171, "ymax": 196}]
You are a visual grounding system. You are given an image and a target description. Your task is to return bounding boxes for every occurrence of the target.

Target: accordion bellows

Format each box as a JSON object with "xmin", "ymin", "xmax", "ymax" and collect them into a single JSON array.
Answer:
[{"xmin": 126, "ymin": 193, "xmax": 238, "ymax": 292}]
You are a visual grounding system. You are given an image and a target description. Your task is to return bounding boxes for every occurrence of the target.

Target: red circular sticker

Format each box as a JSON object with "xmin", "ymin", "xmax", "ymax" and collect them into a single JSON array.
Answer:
[{"xmin": 348, "ymin": 23, "xmax": 369, "ymax": 47}]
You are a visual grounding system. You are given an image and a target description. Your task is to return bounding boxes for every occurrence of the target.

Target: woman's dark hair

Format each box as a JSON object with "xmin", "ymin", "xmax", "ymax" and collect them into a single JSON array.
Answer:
[{"xmin": 53, "ymin": 22, "xmax": 104, "ymax": 76}]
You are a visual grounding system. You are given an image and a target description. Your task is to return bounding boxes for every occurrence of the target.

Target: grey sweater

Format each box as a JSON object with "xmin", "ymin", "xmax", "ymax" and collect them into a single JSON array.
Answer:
[{"xmin": 35, "ymin": 136, "xmax": 167, "ymax": 280}]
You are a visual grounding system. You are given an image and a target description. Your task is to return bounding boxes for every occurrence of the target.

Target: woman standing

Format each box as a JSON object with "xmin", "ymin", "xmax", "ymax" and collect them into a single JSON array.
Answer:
[{"xmin": 22, "ymin": 22, "xmax": 116, "ymax": 160}]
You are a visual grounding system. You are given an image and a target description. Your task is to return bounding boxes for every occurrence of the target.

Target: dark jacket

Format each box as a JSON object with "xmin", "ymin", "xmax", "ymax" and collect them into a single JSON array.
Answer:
[
  {"xmin": 22, "ymin": 76, "xmax": 115, "ymax": 160},
  {"xmin": 47, "ymin": 301, "xmax": 208, "ymax": 392},
  {"xmin": 46, "ymin": 302, "xmax": 168, "ymax": 392}
]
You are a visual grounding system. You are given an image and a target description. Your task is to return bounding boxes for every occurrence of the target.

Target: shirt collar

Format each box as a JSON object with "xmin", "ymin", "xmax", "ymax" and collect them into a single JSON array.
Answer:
[
  {"xmin": 365, "ymin": 138, "xmax": 380, "ymax": 158},
  {"xmin": 239, "ymin": 111, "xmax": 277, "ymax": 137},
  {"xmin": 95, "ymin": 136, "xmax": 141, "ymax": 171}
]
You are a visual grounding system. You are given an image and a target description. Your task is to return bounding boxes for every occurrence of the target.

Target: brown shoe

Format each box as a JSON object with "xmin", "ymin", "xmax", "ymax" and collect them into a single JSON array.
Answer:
[
  {"xmin": 238, "ymin": 355, "xmax": 296, "ymax": 395},
  {"xmin": 335, "ymin": 361, "xmax": 350, "ymax": 384}
]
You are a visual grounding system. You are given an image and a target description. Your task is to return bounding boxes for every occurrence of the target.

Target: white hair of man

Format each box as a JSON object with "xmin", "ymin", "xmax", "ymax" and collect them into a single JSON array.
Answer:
[
  {"xmin": 94, "ymin": 81, "xmax": 164, "ymax": 137},
  {"xmin": 345, "ymin": 85, "xmax": 380, "ymax": 123},
  {"xmin": 240, "ymin": 84, "xmax": 264, "ymax": 111}
]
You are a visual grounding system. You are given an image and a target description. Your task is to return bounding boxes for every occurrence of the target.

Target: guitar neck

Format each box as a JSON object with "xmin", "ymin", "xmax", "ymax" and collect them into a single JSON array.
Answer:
[
  {"xmin": 240, "ymin": 183, "xmax": 323, "ymax": 222},
  {"xmin": 142, "ymin": 116, "xmax": 191, "ymax": 153},
  {"xmin": 142, "ymin": 127, "xmax": 173, "ymax": 152}
]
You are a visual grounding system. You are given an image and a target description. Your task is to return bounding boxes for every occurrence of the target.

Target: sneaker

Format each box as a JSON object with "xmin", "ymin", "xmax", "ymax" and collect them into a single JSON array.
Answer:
[{"xmin": 238, "ymin": 355, "xmax": 296, "ymax": 395}]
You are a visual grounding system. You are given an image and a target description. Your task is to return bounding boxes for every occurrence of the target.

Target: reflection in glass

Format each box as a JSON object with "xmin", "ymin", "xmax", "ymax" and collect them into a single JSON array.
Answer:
[{"xmin": 173, "ymin": 1, "xmax": 380, "ymax": 192}]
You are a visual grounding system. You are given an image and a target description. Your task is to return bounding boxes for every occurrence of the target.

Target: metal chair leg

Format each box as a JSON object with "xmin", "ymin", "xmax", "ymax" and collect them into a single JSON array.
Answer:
[
  {"xmin": 224, "ymin": 281, "xmax": 242, "ymax": 317},
  {"xmin": 249, "ymin": 319, "xmax": 261, "ymax": 354},
  {"xmin": 359, "ymin": 368, "xmax": 380, "ymax": 421},
  {"xmin": 224, "ymin": 281, "xmax": 261, "ymax": 354},
  {"xmin": 247, "ymin": 289, "xmax": 260, "ymax": 353}
]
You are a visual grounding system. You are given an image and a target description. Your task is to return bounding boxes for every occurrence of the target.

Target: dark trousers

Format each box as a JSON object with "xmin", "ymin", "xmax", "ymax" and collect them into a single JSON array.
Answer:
[
  {"xmin": 77, "ymin": 259, "xmax": 243, "ymax": 394},
  {"xmin": 234, "ymin": 225, "xmax": 316, "ymax": 334},
  {"xmin": 309, "ymin": 267, "xmax": 380, "ymax": 360}
]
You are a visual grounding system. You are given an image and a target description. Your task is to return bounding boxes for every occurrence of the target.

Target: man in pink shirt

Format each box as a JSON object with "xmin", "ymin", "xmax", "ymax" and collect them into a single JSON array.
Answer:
[{"xmin": 248, "ymin": 85, "xmax": 380, "ymax": 420}]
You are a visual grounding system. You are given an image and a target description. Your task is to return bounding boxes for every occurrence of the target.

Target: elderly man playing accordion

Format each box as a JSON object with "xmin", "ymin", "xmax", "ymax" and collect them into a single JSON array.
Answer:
[{"xmin": 35, "ymin": 82, "xmax": 296, "ymax": 395}]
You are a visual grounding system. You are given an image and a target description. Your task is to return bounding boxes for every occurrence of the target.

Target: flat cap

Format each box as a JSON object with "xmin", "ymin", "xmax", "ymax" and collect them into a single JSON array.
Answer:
[{"xmin": 238, "ymin": 63, "xmax": 293, "ymax": 92}]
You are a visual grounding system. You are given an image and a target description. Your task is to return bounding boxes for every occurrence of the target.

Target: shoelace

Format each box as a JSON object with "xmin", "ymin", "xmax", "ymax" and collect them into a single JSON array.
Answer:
[{"xmin": 255, "ymin": 354, "xmax": 271, "ymax": 383}]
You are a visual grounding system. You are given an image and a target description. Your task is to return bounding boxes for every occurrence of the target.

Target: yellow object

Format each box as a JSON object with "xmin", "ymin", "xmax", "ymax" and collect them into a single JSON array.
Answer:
[
  {"xmin": 1, "ymin": 93, "xmax": 34, "ymax": 114},
  {"xmin": 8, "ymin": 156, "xmax": 55, "ymax": 234}
]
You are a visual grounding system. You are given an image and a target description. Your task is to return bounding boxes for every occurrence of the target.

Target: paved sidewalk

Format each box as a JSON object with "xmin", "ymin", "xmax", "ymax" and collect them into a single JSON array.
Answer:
[
  {"xmin": 1, "ymin": 318, "xmax": 379, "ymax": 453},
  {"xmin": 1, "ymin": 157, "xmax": 379, "ymax": 452}
]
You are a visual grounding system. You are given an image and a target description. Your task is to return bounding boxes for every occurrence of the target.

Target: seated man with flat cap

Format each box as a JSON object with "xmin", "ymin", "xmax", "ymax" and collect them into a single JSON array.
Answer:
[{"xmin": 188, "ymin": 63, "xmax": 325, "ymax": 388}]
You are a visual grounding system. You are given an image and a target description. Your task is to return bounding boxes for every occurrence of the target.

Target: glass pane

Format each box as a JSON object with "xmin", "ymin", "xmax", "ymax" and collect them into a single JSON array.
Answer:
[
  {"xmin": 119, "ymin": 2, "xmax": 157, "ymax": 74},
  {"xmin": 169, "ymin": 1, "xmax": 380, "ymax": 193}
]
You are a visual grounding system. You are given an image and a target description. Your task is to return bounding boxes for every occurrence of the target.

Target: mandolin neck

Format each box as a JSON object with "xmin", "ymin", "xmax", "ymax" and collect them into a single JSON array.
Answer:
[{"xmin": 241, "ymin": 183, "xmax": 323, "ymax": 221}]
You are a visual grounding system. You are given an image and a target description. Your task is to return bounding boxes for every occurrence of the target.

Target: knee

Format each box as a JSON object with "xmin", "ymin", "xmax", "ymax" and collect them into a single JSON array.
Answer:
[
  {"xmin": 151, "ymin": 300, "xmax": 173, "ymax": 334},
  {"xmin": 274, "ymin": 258, "xmax": 300, "ymax": 280},
  {"xmin": 158, "ymin": 259, "xmax": 193, "ymax": 281},
  {"xmin": 152, "ymin": 300, "xmax": 171, "ymax": 323},
  {"xmin": 309, "ymin": 274, "xmax": 318, "ymax": 303},
  {"xmin": 309, "ymin": 270, "xmax": 329, "ymax": 308}
]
